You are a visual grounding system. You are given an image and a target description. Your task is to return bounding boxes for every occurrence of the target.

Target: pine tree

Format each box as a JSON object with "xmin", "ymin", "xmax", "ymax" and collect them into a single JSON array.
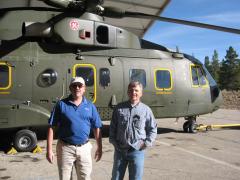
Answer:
[
  {"xmin": 219, "ymin": 46, "xmax": 240, "ymax": 90},
  {"xmin": 211, "ymin": 50, "xmax": 220, "ymax": 83},
  {"xmin": 204, "ymin": 56, "xmax": 212, "ymax": 74}
]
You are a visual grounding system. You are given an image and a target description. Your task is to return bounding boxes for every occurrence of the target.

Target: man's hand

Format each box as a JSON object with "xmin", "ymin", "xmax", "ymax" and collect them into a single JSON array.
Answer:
[
  {"xmin": 140, "ymin": 141, "xmax": 147, "ymax": 150},
  {"xmin": 46, "ymin": 127, "xmax": 55, "ymax": 163},
  {"xmin": 93, "ymin": 128, "xmax": 102, "ymax": 162},
  {"xmin": 94, "ymin": 148, "xmax": 102, "ymax": 162},
  {"xmin": 46, "ymin": 151, "xmax": 54, "ymax": 164}
]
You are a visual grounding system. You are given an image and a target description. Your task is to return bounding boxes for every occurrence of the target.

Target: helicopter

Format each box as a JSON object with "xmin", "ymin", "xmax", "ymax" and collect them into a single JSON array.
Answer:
[{"xmin": 1, "ymin": 0, "xmax": 238, "ymax": 152}]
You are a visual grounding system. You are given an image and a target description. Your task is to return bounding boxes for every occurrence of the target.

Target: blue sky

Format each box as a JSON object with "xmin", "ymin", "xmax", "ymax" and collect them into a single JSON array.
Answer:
[{"xmin": 144, "ymin": 0, "xmax": 240, "ymax": 63}]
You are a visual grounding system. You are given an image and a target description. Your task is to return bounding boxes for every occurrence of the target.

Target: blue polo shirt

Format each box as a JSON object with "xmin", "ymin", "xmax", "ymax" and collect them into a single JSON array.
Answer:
[{"xmin": 48, "ymin": 96, "xmax": 102, "ymax": 145}]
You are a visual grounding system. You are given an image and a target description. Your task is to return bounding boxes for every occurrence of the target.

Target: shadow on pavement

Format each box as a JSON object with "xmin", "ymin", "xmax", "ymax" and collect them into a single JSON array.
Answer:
[
  {"xmin": 0, "ymin": 124, "xmax": 187, "ymax": 152},
  {"xmin": 157, "ymin": 127, "xmax": 182, "ymax": 134}
]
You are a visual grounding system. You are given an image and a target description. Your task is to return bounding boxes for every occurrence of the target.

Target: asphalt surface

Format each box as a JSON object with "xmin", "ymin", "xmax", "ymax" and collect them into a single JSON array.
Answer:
[{"xmin": 0, "ymin": 109, "xmax": 240, "ymax": 180}]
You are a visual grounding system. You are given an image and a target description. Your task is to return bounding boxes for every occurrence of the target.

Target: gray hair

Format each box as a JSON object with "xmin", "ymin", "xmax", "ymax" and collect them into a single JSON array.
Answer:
[{"xmin": 128, "ymin": 81, "xmax": 143, "ymax": 91}]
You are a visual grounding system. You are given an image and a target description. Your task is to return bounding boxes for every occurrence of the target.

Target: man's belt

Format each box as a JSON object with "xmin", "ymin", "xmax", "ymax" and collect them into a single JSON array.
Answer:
[{"xmin": 61, "ymin": 139, "xmax": 89, "ymax": 147}]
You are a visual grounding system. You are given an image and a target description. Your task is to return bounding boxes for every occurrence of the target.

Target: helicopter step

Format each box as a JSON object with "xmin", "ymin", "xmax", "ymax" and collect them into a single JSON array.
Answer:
[{"xmin": 196, "ymin": 123, "xmax": 240, "ymax": 131}]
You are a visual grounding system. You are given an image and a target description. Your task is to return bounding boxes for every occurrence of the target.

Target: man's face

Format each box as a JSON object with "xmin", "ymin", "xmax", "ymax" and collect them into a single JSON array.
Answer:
[
  {"xmin": 128, "ymin": 85, "xmax": 142, "ymax": 103},
  {"xmin": 69, "ymin": 83, "xmax": 85, "ymax": 98}
]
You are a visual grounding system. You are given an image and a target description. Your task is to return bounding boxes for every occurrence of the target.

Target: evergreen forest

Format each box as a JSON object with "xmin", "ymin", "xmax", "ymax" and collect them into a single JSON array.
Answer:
[{"xmin": 204, "ymin": 46, "xmax": 240, "ymax": 90}]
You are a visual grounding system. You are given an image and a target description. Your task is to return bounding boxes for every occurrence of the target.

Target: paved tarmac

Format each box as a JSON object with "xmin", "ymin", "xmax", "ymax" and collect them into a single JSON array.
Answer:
[{"xmin": 0, "ymin": 109, "xmax": 240, "ymax": 180}]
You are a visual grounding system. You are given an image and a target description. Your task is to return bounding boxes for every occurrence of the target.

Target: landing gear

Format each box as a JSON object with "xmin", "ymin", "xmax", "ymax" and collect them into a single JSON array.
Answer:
[
  {"xmin": 183, "ymin": 121, "xmax": 190, "ymax": 133},
  {"xmin": 13, "ymin": 129, "xmax": 37, "ymax": 152},
  {"xmin": 183, "ymin": 116, "xmax": 197, "ymax": 133}
]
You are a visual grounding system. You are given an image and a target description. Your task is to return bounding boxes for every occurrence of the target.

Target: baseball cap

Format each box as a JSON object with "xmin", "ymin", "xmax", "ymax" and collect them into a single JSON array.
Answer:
[{"xmin": 70, "ymin": 77, "xmax": 85, "ymax": 85}]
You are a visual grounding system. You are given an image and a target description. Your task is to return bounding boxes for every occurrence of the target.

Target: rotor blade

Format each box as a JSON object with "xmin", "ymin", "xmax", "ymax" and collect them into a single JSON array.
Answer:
[
  {"xmin": 0, "ymin": 7, "xmax": 64, "ymax": 12},
  {"xmin": 102, "ymin": 7, "xmax": 240, "ymax": 35},
  {"xmin": 126, "ymin": 12, "xmax": 240, "ymax": 34}
]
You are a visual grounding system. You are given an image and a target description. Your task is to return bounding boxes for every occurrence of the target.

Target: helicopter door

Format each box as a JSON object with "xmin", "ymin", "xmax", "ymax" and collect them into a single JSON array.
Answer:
[
  {"xmin": 72, "ymin": 64, "xmax": 96, "ymax": 103},
  {"xmin": 0, "ymin": 60, "xmax": 34, "ymax": 128},
  {"xmin": 149, "ymin": 60, "xmax": 176, "ymax": 118},
  {"xmin": 188, "ymin": 64, "xmax": 211, "ymax": 114},
  {"xmin": 0, "ymin": 62, "xmax": 16, "ymax": 127},
  {"xmin": 96, "ymin": 57, "xmax": 124, "ymax": 120}
]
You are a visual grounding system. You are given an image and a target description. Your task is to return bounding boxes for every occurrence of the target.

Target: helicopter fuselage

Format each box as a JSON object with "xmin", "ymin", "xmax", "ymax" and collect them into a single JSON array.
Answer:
[
  {"xmin": 0, "ymin": 8, "xmax": 223, "ymax": 151},
  {"xmin": 0, "ymin": 40, "xmax": 223, "ymax": 128}
]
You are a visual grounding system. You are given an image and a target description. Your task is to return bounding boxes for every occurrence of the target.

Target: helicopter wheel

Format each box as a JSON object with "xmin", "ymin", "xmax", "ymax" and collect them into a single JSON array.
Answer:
[
  {"xmin": 183, "ymin": 117, "xmax": 198, "ymax": 133},
  {"xmin": 183, "ymin": 121, "xmax": 190, "ymax": 133},
  {"xmin": 188, "ymin": 121, "xmax": 198, "ymax": 133},
  {"xmin": 13, "ymin": 129, "xmax": 37, "ymax": 152}
]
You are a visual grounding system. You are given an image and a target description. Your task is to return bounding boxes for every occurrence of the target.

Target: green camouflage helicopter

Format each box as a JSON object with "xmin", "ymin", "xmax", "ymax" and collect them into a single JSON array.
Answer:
[{"xmin": 1, "ymin": 0, "xmax": 238, "ymax": 152}]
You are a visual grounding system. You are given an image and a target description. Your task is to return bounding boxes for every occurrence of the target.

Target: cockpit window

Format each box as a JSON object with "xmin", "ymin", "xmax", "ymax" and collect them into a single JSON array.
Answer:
[
  {"xmin": 191, "ymin": 67, "xmax": 199, "ymax": 85},
  {"xmin": 197, "ymin": 68, "xmax": 207, "ymax": 85},
  {"xmin": 191, "ymin": 65, "xmax": 208, "ymax": 87}
]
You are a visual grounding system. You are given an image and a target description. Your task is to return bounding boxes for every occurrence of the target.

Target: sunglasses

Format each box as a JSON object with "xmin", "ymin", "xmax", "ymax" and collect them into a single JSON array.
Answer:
[{"xmin": 71, "ymin": 83, "xmax": 84, "ymax": 88}]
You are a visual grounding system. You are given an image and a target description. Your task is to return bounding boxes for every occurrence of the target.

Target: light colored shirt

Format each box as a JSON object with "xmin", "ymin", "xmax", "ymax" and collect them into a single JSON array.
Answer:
[{"xmin": 109, "ymin": 101, "xmax": 157, "ymax": 151}]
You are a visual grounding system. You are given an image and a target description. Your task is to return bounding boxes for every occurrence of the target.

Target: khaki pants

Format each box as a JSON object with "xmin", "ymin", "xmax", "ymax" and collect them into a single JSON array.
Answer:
[{"xmin": 56, "ymin": 140, "xmax": 93, "ymax": 180}]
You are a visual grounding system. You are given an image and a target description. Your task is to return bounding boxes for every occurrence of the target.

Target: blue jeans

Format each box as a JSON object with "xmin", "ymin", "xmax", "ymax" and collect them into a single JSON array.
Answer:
[{"xmin": 111, "ymin": 148, "xmax": 145, "ymax": 180}]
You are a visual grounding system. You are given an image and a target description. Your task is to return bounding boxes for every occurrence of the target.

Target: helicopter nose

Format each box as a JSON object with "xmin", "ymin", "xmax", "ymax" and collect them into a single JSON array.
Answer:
[{"xmin": 210, "ymin": 86, "xmax": 223, "ymax": 111}]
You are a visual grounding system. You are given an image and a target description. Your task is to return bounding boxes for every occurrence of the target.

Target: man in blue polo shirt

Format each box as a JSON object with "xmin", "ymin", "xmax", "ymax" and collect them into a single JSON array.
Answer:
[{"xmin": 47, "ymin": 77, "xmax": 102, "ymax": 180}]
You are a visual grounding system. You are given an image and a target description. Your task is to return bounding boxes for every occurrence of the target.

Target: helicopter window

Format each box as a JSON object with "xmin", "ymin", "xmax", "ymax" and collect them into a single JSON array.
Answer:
[
  {"xmin": 37, "ymin": 69, "xmax": 58, "ymax": 87},
  {"xmin": 96, "ymin": 26, "xmax": 109, "ymax": 44},
  {"xmin": 100, "ymin": 68, "xmax": 110, "ymax": 87},
  {"xmin": 197, "ymin": 68, "xmax": 207, "ymax": 86},
  {"xmin": 129, "ymin": 69, "xmax": 146, "ymax": 88},
  {"xmin": 191, "ymin": 67, "xmax": 199, "ymax": 85},
  {"xmin": 155, "ymin": 70, "xmax": 172, "ymax": 90},
  {"xmin": 76, "ymin": 67, "xmax": 94, "ymax": 86},
  {"xmin": 191, "ymin": 65, "xmax": 208, "ymax": 87},
  {"xmin": 0, "ymin": 64, "xmax": 11, "ymax": 89}
]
